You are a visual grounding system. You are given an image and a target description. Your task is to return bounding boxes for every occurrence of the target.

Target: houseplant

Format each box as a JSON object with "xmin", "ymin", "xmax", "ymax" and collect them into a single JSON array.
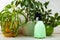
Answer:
[
  {"xmin": 0, "ymin": 0, "xmax": 26, "ymax": 37},
  {"xmin": 44, "ymin": 12, "xmax": 60, "ymax": 36},
  {"xmin": 28, "ymin": 1, "xmax": 60, "ymax": 36},
  {"xmin": 37, "ymin": 1, "xmax": 60, "ymax": 36},
  {"xmin": 15, "ymin": 0, "xmax": 37, "ymax": 36},
  {"xmin": 2, "ymin": 0, "xmax": 60, "ymax": 36},
  {"xmin": 0, "ymin": 7, "xmax": 20, "ymax": 37},
  {"xmin": 19, "ymin": 0, "xmax": 60, "ymax": 36}
]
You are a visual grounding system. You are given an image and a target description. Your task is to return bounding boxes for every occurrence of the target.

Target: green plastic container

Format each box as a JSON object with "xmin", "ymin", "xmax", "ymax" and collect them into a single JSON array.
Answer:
[{"xmin": 34, "ymin": 21, "xmax": 46, "ymax": 39}]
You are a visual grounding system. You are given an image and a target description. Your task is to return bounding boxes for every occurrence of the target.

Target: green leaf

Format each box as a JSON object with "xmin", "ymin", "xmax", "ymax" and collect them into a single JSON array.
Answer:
[
  {"xmin": 21, "ymin": 2, "xmax": 25, "ymax": 7},
  {"xmin": 54, "ymin": 13, "xmax": 58, "ymax": 18},
  {"xmin": 4, "ymin": 4, "xmax": 11, "ymax": 10},
  {"xmin": 48, "ymin": 9, "xmax": 51, "ymax": 12},
  {"xmin": 41, "ymin": 7, "xmax": 44, "ymax": 12},
  {"xmin": 0, "ymin": 13, "xmax": 1, "ymax": 21},
  {"xmin": 57, "ymin": 21, "xmax": 60, "ymax": 25},
  {"xmin": 44, "ymin": 1, "xmax": 49, "ymax": 9},
  {"xmin": 54, "ymin": 21, "xmax": 58, "ymax": 27},
  {"xmin": 15, "ymin": 0, "xmax": 21, "ymax": 7},
  {"xmin": 31, "ymin": 0, "xmax": 35, "ymax": 2},
  {"xmin": 20, "ymin": 0, "xmax": 29, "ymax": 7},
  {"xmin": 25, "ymin": 0, "xmax": 29, "ymax": 7},
  {"xmin": 5, "ymin": 4, "xmax": 11, "ymax": 8},
  {"xmin": 57, "ymin": 16, "xmax": 60, "ymax": 20},
  {"xmin": 49, "ymin": 13, "xmax": 52, "ymax": 14},
  {"xmin": 38, "ymin": 1, "xmax": 42, "ymax": 7},
  {"xmin": 50, "ymin": 16, "xmax": 55, "ymax": 21},
  {"xmin": 11, "ymin": 1, "xmax": 14, "ymax": 5}
]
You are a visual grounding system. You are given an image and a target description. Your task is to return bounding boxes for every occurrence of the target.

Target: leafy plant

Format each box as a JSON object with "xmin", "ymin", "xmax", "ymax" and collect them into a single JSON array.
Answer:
[
  {"xmin": 0, "ymin": 0, "xmax": 27, "ymax": 37},
  {"xmin": 0, "ymin": 0, "xmax": 60, "ymax": 36},
  {"xmin": 17, "ymin": 0, "xmax": 60, "ymax": 27},
  {"xmin": 11, "ymin": 0, "xmax": 60, "ymax": 36}
]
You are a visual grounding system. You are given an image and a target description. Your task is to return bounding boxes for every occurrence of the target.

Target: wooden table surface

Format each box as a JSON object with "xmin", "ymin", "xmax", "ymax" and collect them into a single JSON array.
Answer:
[{"xmin": 0, "ymin": 26, "xmax": 60, "ymax": 40}]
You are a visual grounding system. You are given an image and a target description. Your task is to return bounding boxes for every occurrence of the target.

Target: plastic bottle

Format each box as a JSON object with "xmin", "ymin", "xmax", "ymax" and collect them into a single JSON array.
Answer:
[{"xmin": 34, "ymin": 21, "xmax": 46, "ymax": 39}]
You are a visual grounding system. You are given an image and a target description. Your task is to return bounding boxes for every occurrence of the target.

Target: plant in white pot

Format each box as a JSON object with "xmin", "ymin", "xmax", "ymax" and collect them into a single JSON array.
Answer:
[
  {"xmin": 14, "ymin": 0, "xmax": 60, "ymax": 36},
  {"xmin": 20, "ymin": 0, "xmax": 60, "ymax": 36},
  {"xmin": 15, "ymin": 0, "xmax": 37, "ymax": 36}
]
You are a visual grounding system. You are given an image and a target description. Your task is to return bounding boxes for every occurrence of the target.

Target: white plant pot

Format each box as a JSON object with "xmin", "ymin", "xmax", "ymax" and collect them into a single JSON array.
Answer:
[{"xmin": 23, "ymin": 21, "xmax": 36, "ymax": 36}]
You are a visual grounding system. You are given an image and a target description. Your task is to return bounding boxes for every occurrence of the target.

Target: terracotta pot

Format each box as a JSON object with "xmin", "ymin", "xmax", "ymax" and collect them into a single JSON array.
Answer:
[{"xmin": 1, "ymin": 21, "xmax": 19, "ymax": 37}]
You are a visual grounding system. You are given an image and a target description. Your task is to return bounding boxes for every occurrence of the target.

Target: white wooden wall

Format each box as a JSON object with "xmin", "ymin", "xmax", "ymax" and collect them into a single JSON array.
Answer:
[{"xmin": 0, "ymin": 0, "xmax": 60, "ymax": 33}]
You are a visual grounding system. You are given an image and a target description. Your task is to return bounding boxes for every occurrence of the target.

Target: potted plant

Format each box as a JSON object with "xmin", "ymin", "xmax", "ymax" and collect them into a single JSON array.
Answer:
[
  {"xmin": 44, "ymin": 13, "xmax": 60, "ymax": 36},
  {"xmin": 29, "ymin": 1, "xmax": 60, "ymax": 36},
  {"xmin": 8, "ymin": 0, "xmax": 60, "ymax": 36},
  {"xmin": 19, "ymin": 0, "xmax": 60, "ymax": 36},
  {"xmin": 38, "ymin": 2, "xmax": 60, "ymax": 36},
  {"xmin": 0, "ymin": 0, "xmax": 26, "ymax": 37},
  {"xmin": 1, "ymin": 10, "xmax": 19, "ymax": 37},
  {"xmin": 15, "ymin": 0, "xmax": 37, "ymax": 36},
  {"xmin": 0, "ymin": 6, "xmax": 20, "ymax": 37}
]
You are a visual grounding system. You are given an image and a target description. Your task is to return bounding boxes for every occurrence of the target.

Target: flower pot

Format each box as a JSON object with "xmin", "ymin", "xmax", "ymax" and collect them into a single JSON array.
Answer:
[
  {"xmin": 46, "ymin": 25, "xmax": 54, "ymax": 36},
  {"xmin": 22, "ymin": 21, "xmax": 36, "ymax": 36},
  {"xmin": 1, "ymin": 21, "xmax": 19, "ymax": 37}
]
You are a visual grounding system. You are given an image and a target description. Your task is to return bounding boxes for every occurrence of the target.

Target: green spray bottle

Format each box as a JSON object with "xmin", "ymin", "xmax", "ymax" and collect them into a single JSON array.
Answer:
[{"xmin": 34, "ymin": 21, "xmax": 46, "ymax": 39}]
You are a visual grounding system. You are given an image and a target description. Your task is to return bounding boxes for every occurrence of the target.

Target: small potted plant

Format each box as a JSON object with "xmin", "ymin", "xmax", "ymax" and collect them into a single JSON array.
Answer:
[
  {"xmin": 40, "ymin": 2, "xmax": 60, "ymax": 36},
  {"xmin": 1, "ymin": 10, "xmax": 19, "ymax": 37},
  {"xmin": 0, "ymin": 1, "xmax": 26, "ymax": 37},
  {"xmin": 44, "ymin": 13, "xmax": 60, "ymax": 36},
  {"xmin": 16, "ymin": 0, "xmax": 37, "ymax": 36},
  {"xmin": 31, "ymin": 1, "xmax": 60, "ymax": 36}
]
